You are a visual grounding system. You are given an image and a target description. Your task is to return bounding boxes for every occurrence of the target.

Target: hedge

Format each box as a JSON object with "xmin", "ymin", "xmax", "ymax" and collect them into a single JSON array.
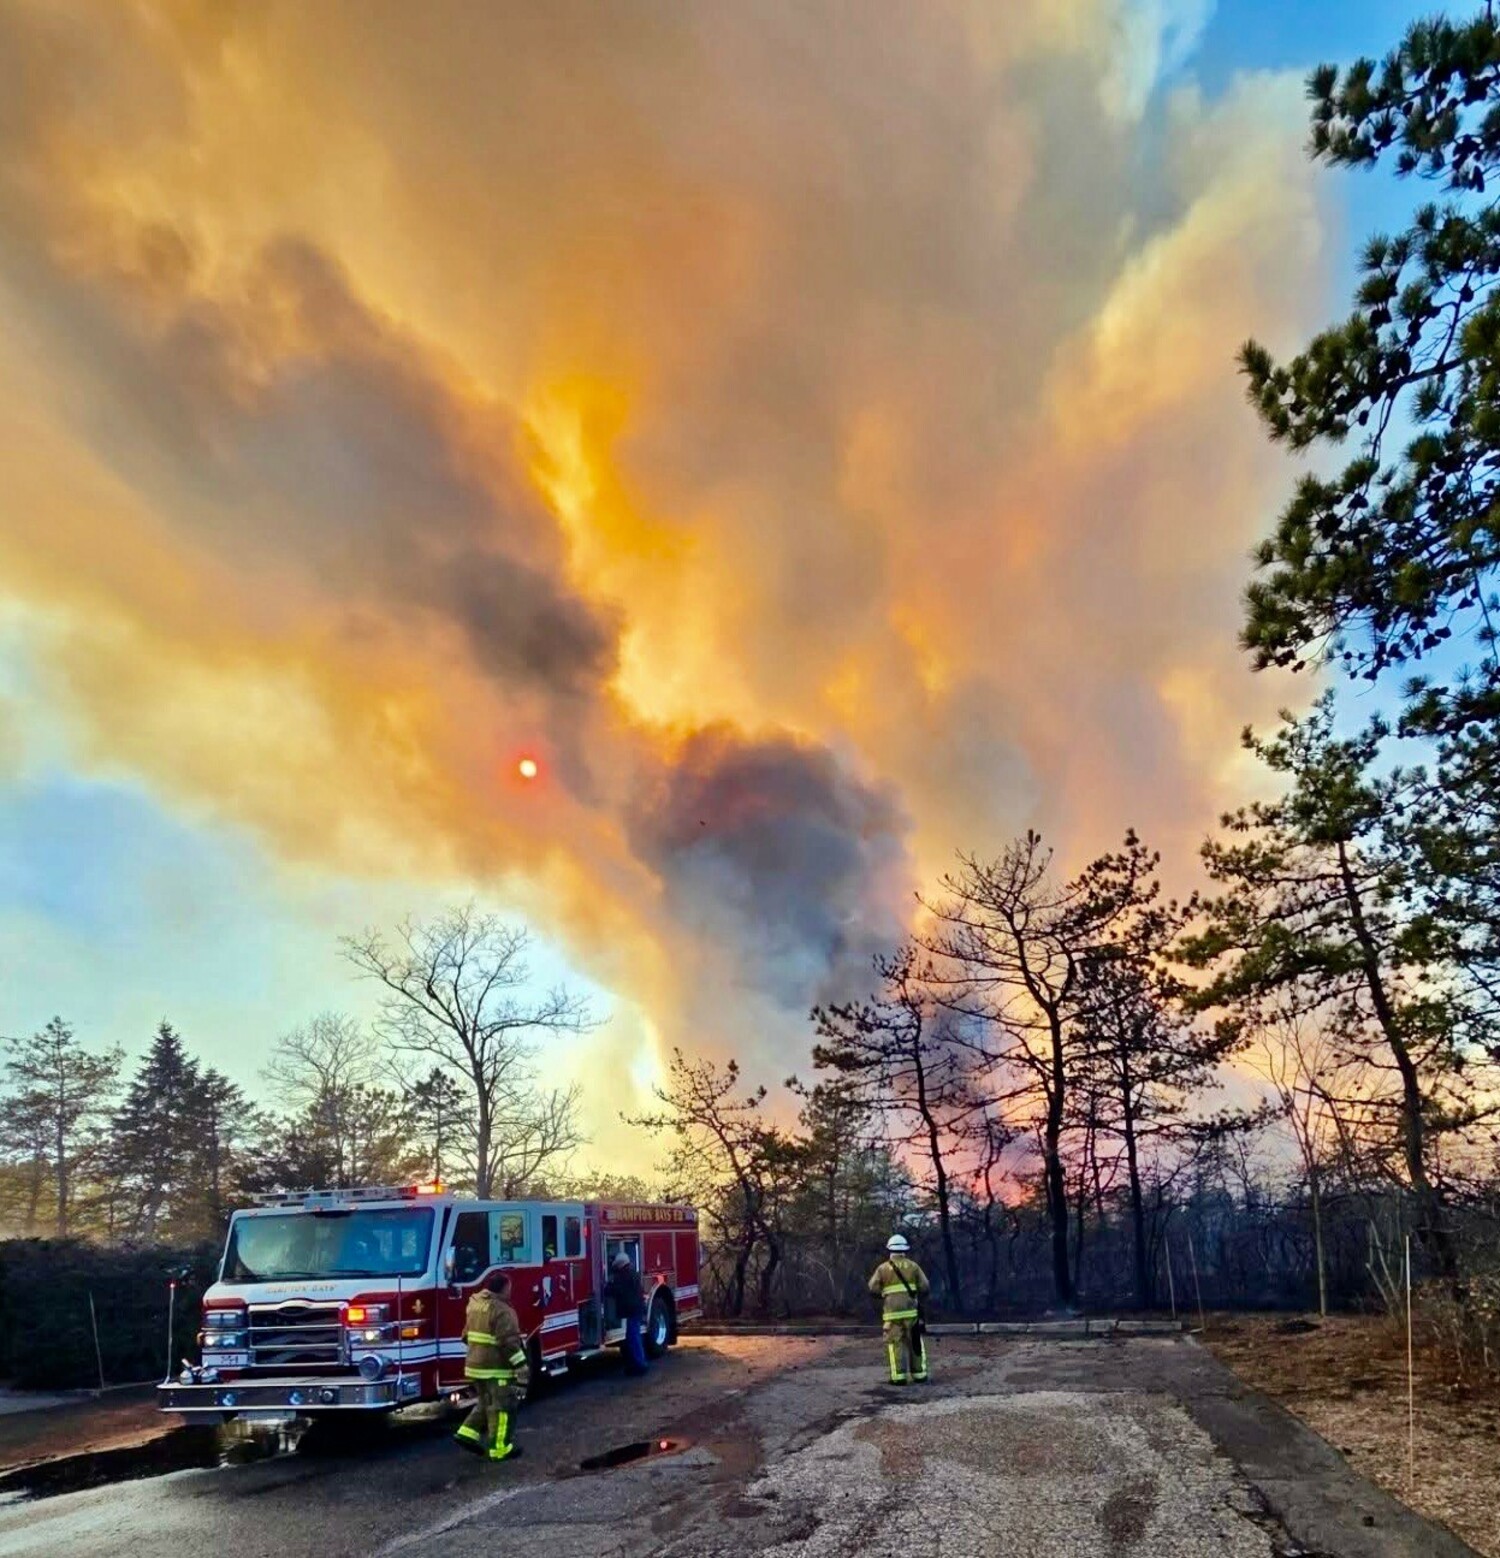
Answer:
[{"xmin": 0, "ymin": 1239, "xmax": 220, "ymax": 1390}]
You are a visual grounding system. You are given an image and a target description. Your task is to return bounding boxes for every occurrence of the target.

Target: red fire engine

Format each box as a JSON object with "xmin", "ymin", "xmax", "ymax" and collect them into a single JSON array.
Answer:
[{"xmin": 157, "ymin": 1184, "xmax": 701, "ymax": 1422}]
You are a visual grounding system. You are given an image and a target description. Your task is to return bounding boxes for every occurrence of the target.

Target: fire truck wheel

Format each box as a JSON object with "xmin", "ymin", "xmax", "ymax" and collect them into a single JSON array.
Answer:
[
  {"xmin": 525, "ymin": 1337, "xmax": 550, "ymax": 1402},
  {"xmin": 644, "ymin": 1294, "xmax": 672, "ymax": 1359}
]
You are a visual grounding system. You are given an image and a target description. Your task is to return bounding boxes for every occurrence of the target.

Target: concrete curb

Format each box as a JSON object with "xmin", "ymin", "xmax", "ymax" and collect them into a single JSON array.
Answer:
[
  {"xmin": 943, "ymin": 1319, "xmax": 1186, "ymax": 1338},
  {"xmin": 688, "ymin": 1318, "xmax": 1188, "ymax": 1339}
]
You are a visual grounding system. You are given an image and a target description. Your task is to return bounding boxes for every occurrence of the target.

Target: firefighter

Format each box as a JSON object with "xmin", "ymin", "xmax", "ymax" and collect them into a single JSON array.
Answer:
[
  {"xmin": 454, "ymin": 1270, "xmax": 531, "ymax": 1462},
  {"xmin": 608, "ymin": 1251, "xmax": 649, "ymax": 1376},
  {"xmin": 867, "ymin": 1233, "xmax": 930, "ymax": 1385}
]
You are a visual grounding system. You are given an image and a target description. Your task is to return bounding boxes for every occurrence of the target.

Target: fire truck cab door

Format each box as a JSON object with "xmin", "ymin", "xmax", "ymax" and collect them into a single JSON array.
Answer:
[
  {"xmin": 438, "ymin": 1205, "xmax": 545, "ymax": 1376},
  {"xmin": 438, "ymin": 1208, "xmax": 491, "ymax": 1385},
  {"xmin": 537, "ymin": 1203, "xmax": 585, "ymax": 1348}
]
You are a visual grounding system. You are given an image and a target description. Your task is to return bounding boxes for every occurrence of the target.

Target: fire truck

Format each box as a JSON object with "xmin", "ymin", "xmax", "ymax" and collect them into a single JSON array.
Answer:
[{"xmin": 157, "ymin": 1184, "xmax": 700, "ymax": 1423}]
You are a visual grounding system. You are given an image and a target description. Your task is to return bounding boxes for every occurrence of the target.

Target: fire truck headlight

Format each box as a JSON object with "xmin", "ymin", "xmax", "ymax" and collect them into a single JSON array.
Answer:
[{"xmin": 205, "ymin": 1309, "xmax": 247, "ymax": 1331}]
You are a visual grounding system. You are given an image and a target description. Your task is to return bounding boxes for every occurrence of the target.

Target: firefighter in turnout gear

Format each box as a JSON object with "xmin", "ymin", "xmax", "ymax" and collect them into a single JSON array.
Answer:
[
  {"xmin": 454, "ymin": 1271, "xmax": 531, "ymax": 1461},
  {"xmin": 868, "ymin": 1233, "xmax": 931, "ymax": 1384}
]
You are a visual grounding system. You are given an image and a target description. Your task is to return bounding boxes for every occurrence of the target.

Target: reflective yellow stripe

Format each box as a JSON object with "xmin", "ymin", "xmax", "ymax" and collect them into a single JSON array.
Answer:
[
  {"xmin": 509, "ymin": 1350, "xmax": 528, "ymax": 1366},
  {"xmin": 885, "ymin": 1309, "xmax": 918, "ymax": 1321},
  {"xmin": 882, "ymin": 1284, "xmax": 917, "ymax": 1296},
  {"xmin": 464, "ymin": 1367, "xmax": 516, "ymax": 1380},
  {"xmin": 466, "ymin": 1331, "xmax": 499, "ymax": 1344}
]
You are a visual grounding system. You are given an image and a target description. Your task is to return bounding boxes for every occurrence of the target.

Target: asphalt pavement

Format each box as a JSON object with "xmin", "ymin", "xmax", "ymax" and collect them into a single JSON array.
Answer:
[{"xmin": 0, "ymin": 1334, "xmax": 1479, "ymax": 1558}]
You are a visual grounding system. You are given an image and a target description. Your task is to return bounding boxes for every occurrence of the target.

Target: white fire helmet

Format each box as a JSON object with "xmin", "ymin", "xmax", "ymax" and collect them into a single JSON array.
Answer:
[{"xmin": 886, "ymin": 1233, "xmax": 910, "ymax": 1254}]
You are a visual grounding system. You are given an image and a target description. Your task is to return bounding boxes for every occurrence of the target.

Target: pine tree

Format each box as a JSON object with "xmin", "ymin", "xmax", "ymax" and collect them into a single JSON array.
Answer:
[
  {"xmin": 1240, "ymin": 12, "xmax": 1500, "ymax": 1026},
  {"xmin": 1072, "ymin": 833, "xmax": 1239, "ymax": 1309},
  {"xmin": 813, "ymin": 948, "xmax": 976, "ymax": 1312},
  {"xmin": 1179, "ymin": 698, "xmax": 1494, "ymax": 1284},
  {"xmin": 405, "ymin": 1068, "xmax": 472, "ymax": 1186},
  {"xmin": 1, "ymin": 1018, "xmax": 121, "ymax": 1236},
  {"xmin": 108, "ymin": 1022, "xmax": 203, "ymax": 1244},
  {"xmin": 190, "ymin": 1067, "xmax": 250, "ymax": 1239}
]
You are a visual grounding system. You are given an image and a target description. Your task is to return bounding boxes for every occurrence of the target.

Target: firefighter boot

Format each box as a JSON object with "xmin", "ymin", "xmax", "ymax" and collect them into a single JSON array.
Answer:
[
  {"xmin": 488, "ymin": 1408, "xmax": 522, "ymax": 1462},
  {"xmin": 453, "ymin": 1422, "xmax": 485, "ymax": 1457}
]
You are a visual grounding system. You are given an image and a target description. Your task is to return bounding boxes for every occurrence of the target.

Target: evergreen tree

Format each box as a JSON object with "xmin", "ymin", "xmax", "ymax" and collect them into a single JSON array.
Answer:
[
  {"xmin": 1180, "ymin": 698, "xmax": 1494, "ymax": 1283},
  {"xmin": 784, "ymin": 1076, "xmax": 911, "ymax": 1311},
  {"xmin": 405, "ymin": 1067, "xmax": 472, "ymax": 1186},
  {"xmin": 1240, "ymin": 12, "xmax": 1500, "ymax": 1024},
  {"xmin": 191, "ymin": 1067, "xmax": 250, "ymax": 1238},
  {"xmin": 814, "ymin": 948, "xmax": 976, "ymax": 1311},
  {"xmin": 1072, "ymin": 833, "xmax": 1238, "ymax": 1309},
  {"xmin": 628, "ymin": 1050, "xmax": 798, "ymax": 1318},
  {"xmin": 108, "ymin": 1022, "xmax": 204, "ymax": 1244},
  {"xmin": 0, "ymin": 1018, "xmax": 120, "ymax": 1236}
]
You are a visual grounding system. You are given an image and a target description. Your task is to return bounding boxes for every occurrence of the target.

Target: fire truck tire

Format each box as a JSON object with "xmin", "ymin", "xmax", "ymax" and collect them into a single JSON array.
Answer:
[
  {"xmin": 525, "ymin": 1336, "xmax": 550, "ymax": 1402},
  {"xmin": 644, "ymin": 1293, "xmax": 673, "ymax": 1358}
]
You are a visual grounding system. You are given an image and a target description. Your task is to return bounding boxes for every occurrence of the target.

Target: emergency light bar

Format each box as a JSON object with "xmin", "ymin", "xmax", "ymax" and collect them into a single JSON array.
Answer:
[{"xmin": 246, "ymin": 1182, "xmax": 447, "ymax": 1208}]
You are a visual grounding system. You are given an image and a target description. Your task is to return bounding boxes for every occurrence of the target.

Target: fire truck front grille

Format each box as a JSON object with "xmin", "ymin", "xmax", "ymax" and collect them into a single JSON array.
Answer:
[{"xmin": 247, "ymin": 1302, "xmax": 344, "ymax": 1371}]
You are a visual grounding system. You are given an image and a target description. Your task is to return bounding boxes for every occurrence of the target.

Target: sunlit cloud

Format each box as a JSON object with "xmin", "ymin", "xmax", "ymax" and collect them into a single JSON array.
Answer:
[{"xmin": 0, "ymin": 0, "xmax": 1327, "ymax": 1129}]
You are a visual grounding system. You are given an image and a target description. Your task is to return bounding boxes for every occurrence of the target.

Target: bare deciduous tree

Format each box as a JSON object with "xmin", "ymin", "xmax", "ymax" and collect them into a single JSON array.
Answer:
[
  {"xmin": 343, "ymin": 906, "xmax": 591, "ymax": 1196},
  {"xmin": 263, "ymin": 1013, "xmax": 412, "ymax": 1188},
  {"xmin": 813, "ymin": 947, "xmax": 976, "ymax": 1311},
  {"xmin": 920, "ymin": 833, "xmax": 1121, "ymax": 1309}
]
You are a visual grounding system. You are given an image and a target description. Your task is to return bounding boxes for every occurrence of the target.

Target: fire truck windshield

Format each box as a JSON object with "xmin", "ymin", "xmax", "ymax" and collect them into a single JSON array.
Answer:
[{"xmin": 222, "ymin": 1207, "xmax": 434, "ymax": 1283}]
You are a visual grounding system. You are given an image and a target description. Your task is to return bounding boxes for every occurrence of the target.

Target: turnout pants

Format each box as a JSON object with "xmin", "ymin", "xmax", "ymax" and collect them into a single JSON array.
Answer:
[
  {"xmin": 455, "ymin": 1377, "xmax": 522, "ymax": 1460},
  {"xmin": 623, "ymin": 1315, "xmax": 648, "ymax": 1374},
  {"xmin": 882, "ymin": 1318, "xmax": 929, "ymax": 1383}
]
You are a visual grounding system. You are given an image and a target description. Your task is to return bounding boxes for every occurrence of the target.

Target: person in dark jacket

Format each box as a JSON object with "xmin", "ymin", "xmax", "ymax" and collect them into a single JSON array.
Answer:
[{"xmin": 608, "ymin": 1251, "xmax": 648, "ymax": 1375}]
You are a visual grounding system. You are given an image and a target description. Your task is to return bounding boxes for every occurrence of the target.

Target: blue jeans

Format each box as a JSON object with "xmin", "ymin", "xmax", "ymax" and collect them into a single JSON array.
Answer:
[{"xmin": 624, "ymin": 1316, "xmax": 648, "ymax": 1372}]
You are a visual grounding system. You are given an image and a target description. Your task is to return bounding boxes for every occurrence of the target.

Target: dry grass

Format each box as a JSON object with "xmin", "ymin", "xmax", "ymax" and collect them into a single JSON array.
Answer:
[{"xmin": 1206, "ymin": 1313, "xmax": 1500, "ymax": 1557}]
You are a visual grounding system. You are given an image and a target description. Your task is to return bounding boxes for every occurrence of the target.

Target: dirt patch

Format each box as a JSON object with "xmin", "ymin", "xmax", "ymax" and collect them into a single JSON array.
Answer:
[
  {"xmin": 1098, "ymin": 1475, "xmax": 1157, "ymax": 1550},
  {"xmin": 0, "ymin": 1389, "xmax": 165, "ymax": 1473},
  {"xmin": 1207, "ymin": 1313, "xmax": 1500, "ymax": 1557},
  {"xmin": 0, "ymin": 1426, "xmax": 219, "ymax": 1500}
]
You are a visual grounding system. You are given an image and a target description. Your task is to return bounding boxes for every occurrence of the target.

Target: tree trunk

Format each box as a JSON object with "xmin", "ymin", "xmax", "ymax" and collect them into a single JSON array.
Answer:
[
  {"xmin": 1336, "ymin": 841, "xmax": 1458, "ymax": 1283},
  {"xmin": 727, "ymin": 1238, "xmax": 750, "ymax": 1317},
  {"xmin": 1043, "ymin": 1012, "xmax": 1074, "ymax": 1307},
  {"xmin": 24, "ymin": 1153, "xmax": 41, "ymax": 1235},
  {"xmin": 1308, "ymin": 1158, "xmax": 1328, "ymax": 1318},
  {"xmin": 1120, "ymin": 1061, "xmax": 1151, "ymax": 1309},
  {"xmin": 474, "ymin": 1088, "xmax": 493, "ymax": 1198},
  {"xmin": 54, "ymin": 1111, "xmax": 67, "ymax": 1238},
  {"xmin": 757, "ymin": 1233, "xmax": 781, "ymax": 1318},
  {"xmin": 1071, "ymin": 1156, "xmax": 1088, "ymax": 1297},
  {"xmin": 912, "ymin": 1046, "xmax": 962, "ymax": 1312}
]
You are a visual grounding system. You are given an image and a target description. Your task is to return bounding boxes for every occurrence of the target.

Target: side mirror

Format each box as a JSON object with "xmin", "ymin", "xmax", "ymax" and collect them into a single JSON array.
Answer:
[{"xmin": 443, "ymin": 1248, "xmax": 456, "ymax": 1284}]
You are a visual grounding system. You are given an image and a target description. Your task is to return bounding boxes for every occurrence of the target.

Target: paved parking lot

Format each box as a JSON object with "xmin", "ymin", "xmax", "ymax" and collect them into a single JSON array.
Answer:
[{"xmin": 0, "ymin": 1334, "xmax": 1480, "ymax": 1558}]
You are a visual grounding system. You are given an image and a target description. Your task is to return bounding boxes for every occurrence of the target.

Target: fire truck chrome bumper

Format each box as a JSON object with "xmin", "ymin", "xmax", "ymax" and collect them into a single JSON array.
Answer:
[{"xmin": 157, "ymin": 1376, "xmax": 418, "ymax": 1414}]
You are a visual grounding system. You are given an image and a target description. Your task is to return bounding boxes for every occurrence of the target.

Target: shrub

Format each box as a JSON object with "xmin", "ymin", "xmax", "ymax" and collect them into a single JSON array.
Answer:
[{"xmin": 0, "ymin": 1239, "xmax": 218, "ymax": 1390}]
